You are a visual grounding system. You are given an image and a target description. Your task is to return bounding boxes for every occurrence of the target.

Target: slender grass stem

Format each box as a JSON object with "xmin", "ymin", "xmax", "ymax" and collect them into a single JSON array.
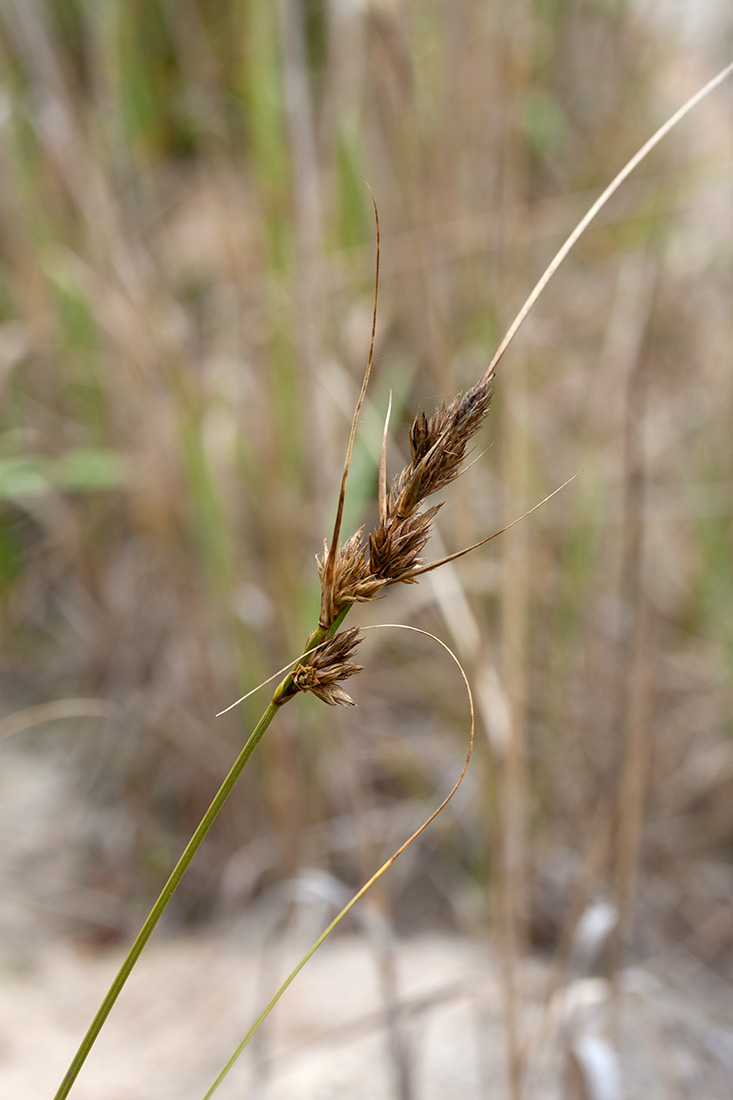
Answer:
[
  {"xmin": 53, "ymin": 697, "xmax": 281, "ymax": 1100},
  {"xmin": 202, "ymin": 622, "xmax": 475, "ymax": 1097},
  {"xmin": 53, "ymin": 603, "xmax": 355, "ymax": 1099}
]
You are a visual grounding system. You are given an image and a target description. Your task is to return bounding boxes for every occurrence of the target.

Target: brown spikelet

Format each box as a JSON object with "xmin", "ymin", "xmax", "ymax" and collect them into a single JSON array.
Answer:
[
  {"xmin": 316, "ymin": 375, "xmax": 494, "ymax": 624},
  {"xmin": 289, "ymin": 627, "xmax": 364, "ymax": 707},
  {"xmin": 318, "ymin": 529, "xmax": 386, "ymax": 627},
  {"xmin": 368, "ymin": 504, "xmax": 441, "ymax": 581},
  {"xmin": 366, "ymin": 374, "xmax": 494, "ymax": 583},
  {"xmin": 400, "ymin": 375, "xmax": 494, "ymax": 513}
]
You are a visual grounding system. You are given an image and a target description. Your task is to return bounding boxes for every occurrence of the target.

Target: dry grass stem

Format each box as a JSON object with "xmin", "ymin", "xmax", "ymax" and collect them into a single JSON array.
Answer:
[{"xmin": 479, "ymin": 59, "xmax": 733, "ymax": 384}]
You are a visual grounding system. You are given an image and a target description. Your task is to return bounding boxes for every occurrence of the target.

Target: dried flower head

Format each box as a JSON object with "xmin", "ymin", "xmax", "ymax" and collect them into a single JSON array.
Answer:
[
  {"xmin": 399, "ymin": 376, "xmax": 494, "ymax": 516},
  {"xmin": 368, "ymin": 374, "xmax": 494, "ymax": 584},
  {"xmin": 286, "ymin": 627, "xmax": 364, "ymax": 707},
  {"xmin": 317, "ymin": 529, "xmax": 386, "ymax": 627},
  {"xmin": 315, "ymin": 375, "xmax": 494, "ymax": 630}
]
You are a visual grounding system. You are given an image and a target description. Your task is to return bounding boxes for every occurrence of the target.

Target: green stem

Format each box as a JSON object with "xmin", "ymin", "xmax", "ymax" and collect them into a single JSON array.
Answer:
[
  {"xmin": 53, "ymin": 698, "xmax": 281, "ymax": 1100},
  {"xmin": 53, "ymin": 607, "xmax": 354, "ymax": 1098}
]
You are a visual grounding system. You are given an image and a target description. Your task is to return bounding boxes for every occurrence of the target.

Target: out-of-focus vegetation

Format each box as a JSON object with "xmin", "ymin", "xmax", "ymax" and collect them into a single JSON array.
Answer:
[{"xmin": 1, "ymin": 0, "xmax": 732, "ymax": 1015}]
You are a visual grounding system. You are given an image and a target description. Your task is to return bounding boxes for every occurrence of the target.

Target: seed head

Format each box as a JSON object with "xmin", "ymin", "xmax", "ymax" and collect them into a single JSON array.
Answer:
[
  {"xmin": 290, "ymin": 627, "xmax": 364, "ymax": 707},
  {"xmin": 318, "ymin": 529, "xmax": 386, "ymax": 627},
  {"xmin": 368, "ymin": 503, "xmax": 441, "ymax": 582},
  {"xmin": 317, "ymin": 374, "xmax": 494, "ymax": 627},
  {"xmin": 367, "ymin": 375, "xmax": 494, "ymax": 583}
]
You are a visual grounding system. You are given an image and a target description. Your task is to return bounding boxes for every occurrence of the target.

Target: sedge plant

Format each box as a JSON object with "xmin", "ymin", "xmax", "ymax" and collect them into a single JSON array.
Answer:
[{"xmin": 53, "ymin": 60, "xmax": 733, "ymax": 1100}]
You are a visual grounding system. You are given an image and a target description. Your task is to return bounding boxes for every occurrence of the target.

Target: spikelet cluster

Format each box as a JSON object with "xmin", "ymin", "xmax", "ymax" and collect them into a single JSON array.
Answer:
[
  {"xmin": 286, "ymin": 628, "xmax": 364, "ymax": 707},
  {"xmin": 292, "ymin": 375, "xmax": 494, "ymax": 706}
]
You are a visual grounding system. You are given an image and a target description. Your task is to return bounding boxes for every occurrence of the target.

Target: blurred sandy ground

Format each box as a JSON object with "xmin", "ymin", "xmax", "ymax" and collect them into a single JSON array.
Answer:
[
  {"xmin": 2, "ymin": 926, "xmax": 732, "ymax": 1099},
  {"xmin": 2, "ymin": 737, "xmax": 732, "ymax": 1098}
]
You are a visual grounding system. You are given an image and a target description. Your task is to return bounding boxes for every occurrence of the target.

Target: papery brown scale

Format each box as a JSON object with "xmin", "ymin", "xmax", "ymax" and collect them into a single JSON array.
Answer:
[
  {"xmin": 367, "ymin": 525, "xmax": 392, "ymax": 577},
  {"xmin": 394, "ymin": 471, "xmax": 425, "ymax": 519},
  {"xmin": 310, "ymin": 683, "xmax": 359, "ymax": 707},
  {"xmin": 368, "ymin": 504, "xmax": 440, "ymax": 581},
  {"xmin": 318, "ymin": 529, "xmax": 376, "ymax": 625},
  {"xmin": 310, "ymin": 626, "xmax": 363, "ymax": 670}
]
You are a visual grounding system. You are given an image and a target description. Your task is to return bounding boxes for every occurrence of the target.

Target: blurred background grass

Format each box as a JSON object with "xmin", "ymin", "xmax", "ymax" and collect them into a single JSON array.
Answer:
[{"xmin": 0, "ymin": 0, "xmax": 732, "ymax": 1035}]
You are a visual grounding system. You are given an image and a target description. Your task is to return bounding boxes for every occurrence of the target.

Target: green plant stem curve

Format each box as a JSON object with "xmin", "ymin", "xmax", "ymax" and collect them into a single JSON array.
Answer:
[
  {"xmin": 53, "ymin": 697, "xmax": 281, "ymax": 1100},
  {"xmin": 54, "ymin": 604, "xmax": 354, "ymax": 1098}
]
